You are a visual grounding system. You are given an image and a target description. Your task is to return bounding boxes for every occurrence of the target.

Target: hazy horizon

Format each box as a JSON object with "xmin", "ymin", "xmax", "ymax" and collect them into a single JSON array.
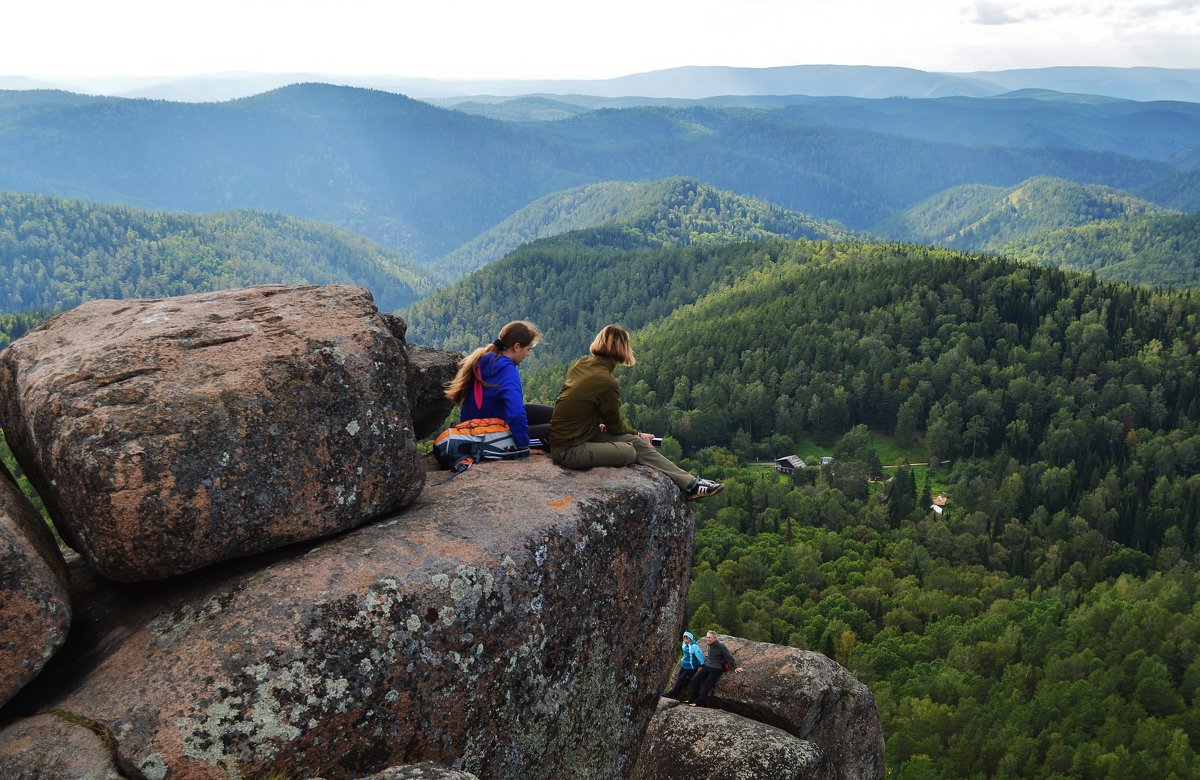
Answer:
[{"xmin": 4, "ymin": 0, "xmax": 1199, "ymax": 83}]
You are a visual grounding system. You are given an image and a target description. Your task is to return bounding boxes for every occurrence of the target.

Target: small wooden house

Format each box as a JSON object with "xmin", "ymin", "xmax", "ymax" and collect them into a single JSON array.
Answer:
[{"xmin": 775, "ymin": 455, "xmax": 806, "ymax": 473}]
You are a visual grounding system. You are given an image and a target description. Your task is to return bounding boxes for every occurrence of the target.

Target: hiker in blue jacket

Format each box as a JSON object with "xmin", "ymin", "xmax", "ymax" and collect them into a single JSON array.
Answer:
[
  {"xmin": 664, "ymin": 630, "xmax": 707, "ymax": 701},
  {"xmin": 687, "ymin": 630, "xmax": 744, "ymax": 706},
  {"xmin": 445, "ymin": 321, "xmax": 550, "ymax": 449}
]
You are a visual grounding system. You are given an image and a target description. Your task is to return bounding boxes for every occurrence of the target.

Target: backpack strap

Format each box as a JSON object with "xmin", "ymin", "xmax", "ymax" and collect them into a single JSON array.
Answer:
[{"xmin": 430, "ymin": 456, "xmax": 475, "ymax": 486}]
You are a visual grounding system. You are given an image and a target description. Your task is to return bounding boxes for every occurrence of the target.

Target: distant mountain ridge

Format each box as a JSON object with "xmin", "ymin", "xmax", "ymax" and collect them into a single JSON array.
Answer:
[
  {"xmin": 439, "ymin": 177, "xmax": 857, "ymax": 277},
  {"xmin": 0, "ymin": 192, "xmax": 436, "ymax": 313},
  {"xmin": 6, "ymin": 65, "xmax": 1200, "ymax": 103},
  {"xmin": 5, "ymin": 83, "xmax": 1188, "ymax": 262},
  {"xmin": 1002, "ymin": 211, "xmax": 1200, "ymax": 288},
  {"xmin": 873, "ymin": 176, "xmax": 1176, "ymax": 251}
]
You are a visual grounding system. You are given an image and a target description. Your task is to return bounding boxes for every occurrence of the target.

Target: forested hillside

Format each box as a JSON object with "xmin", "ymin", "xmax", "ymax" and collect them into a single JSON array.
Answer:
[
  {"xmin": 542, "ymin": 241, "xmax": 1199, "ymax": 778},
  {"xmin": 1136, "ymin": 169, "xmax": 1200, "ymax": 212},
  {"xmin": 404, "ymin": 229, "xmax": 801, "ymax": 365},
  {"xmin": 677, "ymin": 450, "xmax": 1200, "ymax": 779},
  {"xmin": 872, "ymin": 176, "xmax": 1174, "ymax": 251},
  {"xmin": 614, "ymin": 242, "xmax": 1199, "ymax": 553},
  {"xmin": 459, "ymin": 237, "xmax": 1200, "ymax": 776},
  {"xmin": 1, "ymin": 84, "xmax": 1191, "ymax": 260},
  {"xmin": 438, "ymin": 177, "xmax": 856, "ymax": 277},
  {"xmin": 1003, "ymin": 211, "xmax": 1200, "ymax": 288},
  {"xmin": 0, "ymin": 192, "xmax": 437, "ymax": 313}
]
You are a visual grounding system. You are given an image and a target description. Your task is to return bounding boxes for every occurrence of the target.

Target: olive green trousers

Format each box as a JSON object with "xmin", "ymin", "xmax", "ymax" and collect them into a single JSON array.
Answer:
[{"xmin": 551, "ymin": 432, "xmax": 695, "ymax": 490}]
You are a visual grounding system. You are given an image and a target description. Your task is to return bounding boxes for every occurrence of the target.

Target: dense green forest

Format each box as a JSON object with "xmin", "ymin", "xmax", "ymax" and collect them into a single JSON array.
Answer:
[
  {"xmin": 447, "ymin": 237, "xmax": 1200, "ymax": 777},
  {"xmin": 873, "ymin": 176, "xmax": 1174, "ymax": 251},
  {"xmin": 1000, "ymin": 211, "xmax": 1200, "ymax": 288},
  {"xmin": 613, "ymin": 243, "xmax": 1200, "ymax": 555},
  {"xmin": 1137, "ymin": 169, "xmax": 1200, "ymax": 213},
  {"xmin": 656, "ymin": 249, "xmax": 1200, "ymax": 778},
  {"xmin": 673, "ymin": 448, "xmax": 1200, "ymax": 779},
  {"xmin": 0, "ymin": 192, "xmax": 438, "ymax": 312},
  {"xmin": 438, "ymin": 177, "xmax": 856, "ymax": 277},
  {"xmin": 1, "ymin": 85, "xmax": 1193, "ymax": 259}
]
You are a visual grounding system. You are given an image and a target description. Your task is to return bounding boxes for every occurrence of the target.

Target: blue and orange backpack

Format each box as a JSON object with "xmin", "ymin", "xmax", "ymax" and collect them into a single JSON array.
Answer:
[{"xmin": 432, "ymin": 417, "xmax": 530, "ymax": 473}]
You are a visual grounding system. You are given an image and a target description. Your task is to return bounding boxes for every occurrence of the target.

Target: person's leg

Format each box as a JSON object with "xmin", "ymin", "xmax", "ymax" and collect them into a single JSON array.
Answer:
[
  {"xmin": 552, "ymin": 437, "xmax": 638, "ymax": 470},
  {"xmin": 553, "ymin": 433, "xmax": 721, "ymax": 498},
  {"xmin": 525, "ymin": 404, "xmax": 553, "ymax": 444},
  {"xmin": 624, "ymin": 434, "xmax": 696, "ymax": 490},
  {"xmin": 692, "ymin": 668, "xmax": 725, "ymax": 705},
  {"xmin": 687, "ymin": 667, "xmax": 713, "ymax": 702},
  {"xmin": 665, "ymin": 667, "xmax": 695, "ymax": 700}
]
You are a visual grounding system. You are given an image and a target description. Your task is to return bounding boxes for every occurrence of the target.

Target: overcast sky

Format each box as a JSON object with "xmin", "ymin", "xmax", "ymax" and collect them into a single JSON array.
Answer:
[{"xmin": 5, "ymin": 0, "xmax": 1200, "ymax": 80}]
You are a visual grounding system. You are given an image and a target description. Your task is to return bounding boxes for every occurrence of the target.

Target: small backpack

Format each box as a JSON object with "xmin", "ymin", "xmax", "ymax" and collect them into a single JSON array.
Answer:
[{"xmin": 433, "ymin": 417, "xmax": 530, "ymax": 472}]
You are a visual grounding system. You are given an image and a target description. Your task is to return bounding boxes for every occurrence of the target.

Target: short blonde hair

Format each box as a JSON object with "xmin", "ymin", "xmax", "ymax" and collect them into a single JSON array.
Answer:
[{"xmin": 590, "ymin": 324, "xmax": 635, "ymax": 366}]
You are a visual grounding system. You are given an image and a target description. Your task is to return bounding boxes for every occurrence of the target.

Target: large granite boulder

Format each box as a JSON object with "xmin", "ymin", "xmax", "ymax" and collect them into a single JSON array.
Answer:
[
  {"xmin": 692, "ymin": 637, "xmax": 885, "ymax": 780},
  {"xmin": 0, "ymin": 284, "xmax": 448, "ymax": 582},
  {"xmin": 630, "ymin": 701, "xmax": 832, "ymax": 780},
  {"xmin": 0, "ymin": 457, "xmax": 693, "ymax": 779},
  {"xmin": 0, "ymin": 462, "xmax": 71, "ymax": 708},
  {"xmin": 401, "ymin": 338, "xmax": 461, "ymax": 440}
]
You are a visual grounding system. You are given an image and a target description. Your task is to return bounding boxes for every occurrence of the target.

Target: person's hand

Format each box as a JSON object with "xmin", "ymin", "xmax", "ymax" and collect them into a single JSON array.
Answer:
[
  {"xmin": 638, "ymin": 432, "xmax": 655, "ymax": 445},
  {"xmin": 598, "ymin": 423, "xmax": 607, "ymax": 433},
  {"xmin": 735, "ymin": 667, "xmax": 744, "ymax": 673},
  {"xmin": 530, "ymin": 448, "xmax": 547, "ymax": 456}
]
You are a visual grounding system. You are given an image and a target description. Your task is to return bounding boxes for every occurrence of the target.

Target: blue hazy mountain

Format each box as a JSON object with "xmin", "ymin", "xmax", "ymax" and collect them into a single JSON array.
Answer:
[{"xmin": 0, "ymin": 82, "xmax": 1194, "ymax": 262}]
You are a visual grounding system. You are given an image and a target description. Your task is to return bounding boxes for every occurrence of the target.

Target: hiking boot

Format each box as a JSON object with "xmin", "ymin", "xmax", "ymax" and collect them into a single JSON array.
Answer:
[{"xmin": 686, "ymin": 478, "xmax": 724, "ymax": 500}]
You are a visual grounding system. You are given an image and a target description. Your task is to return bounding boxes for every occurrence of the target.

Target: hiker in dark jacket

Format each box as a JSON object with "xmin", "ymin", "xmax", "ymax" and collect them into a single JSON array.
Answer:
[
  {"xmin": 445, "ymin": 320, "xmax": 551, "ymax": 448},
  {"xmin": 687, "ymin": 630, "xmax": 744, "ymax": 706},
  {"xmin": 549, "ymin": 324, "xmax": 722, "ymax": 499},
  {"xmin": 665, "ymin": 630, "xmax": 707, "ymax": 701}
]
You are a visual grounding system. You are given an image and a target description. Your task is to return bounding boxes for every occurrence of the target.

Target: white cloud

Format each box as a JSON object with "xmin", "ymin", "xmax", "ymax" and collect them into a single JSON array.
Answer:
[{"xmin": 972, "ymin": 1, "xmax": 1026, "ymax": 25}]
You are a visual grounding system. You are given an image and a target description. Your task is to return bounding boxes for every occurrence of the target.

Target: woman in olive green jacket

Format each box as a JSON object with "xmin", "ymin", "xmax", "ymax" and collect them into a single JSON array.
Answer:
[{"xmin": 549, "ymin": 325, "xmax": 723, "ymax": 500}]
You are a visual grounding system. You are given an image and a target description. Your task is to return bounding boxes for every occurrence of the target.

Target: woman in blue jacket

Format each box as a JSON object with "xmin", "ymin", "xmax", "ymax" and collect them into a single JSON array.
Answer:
[
  {"xmin": 445, "ymin": 321, "xmax": 550, "ymax": 448},
  {"xmin": 664, "ymin": 630, "xmax": 706, "ymax": 701}
]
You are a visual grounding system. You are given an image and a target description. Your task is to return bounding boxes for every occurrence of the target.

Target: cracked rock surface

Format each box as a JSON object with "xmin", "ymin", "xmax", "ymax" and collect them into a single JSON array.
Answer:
[{"xmin": 0, "ymin": 457, "xmax": 694, "ymax": 779}]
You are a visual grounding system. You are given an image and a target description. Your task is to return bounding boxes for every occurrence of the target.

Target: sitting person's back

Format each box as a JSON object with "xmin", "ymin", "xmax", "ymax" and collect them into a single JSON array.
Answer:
[{"xmin": 446, "ymin": 321, "xmax": 547, "ymax": 448}]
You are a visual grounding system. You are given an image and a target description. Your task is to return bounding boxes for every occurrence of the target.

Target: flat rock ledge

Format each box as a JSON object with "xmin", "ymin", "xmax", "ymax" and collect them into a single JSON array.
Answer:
[{"xmin": 0, "ymin": 458, "xmax": 694, "ymax": 780}]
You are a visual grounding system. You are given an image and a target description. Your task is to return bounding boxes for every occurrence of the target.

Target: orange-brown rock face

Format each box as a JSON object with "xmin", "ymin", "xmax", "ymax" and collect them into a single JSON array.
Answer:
[
  {"xmin": 0, "ymin": 458, "xmax": 694, "ymax": 779},
  {"xmin": 0, "ymin": 465, "xmax": 71, "ymax": 708},
  {"xmin": 0, "ymin": 285, "xmax": 431, "ymax": 582},
  {"xmin": 647, "ymin": 637, "xmax": 886, "ymax": 780},
  {"xmin": 632, "ymin": 701, "xmax": 834, "ymax": 780}
]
